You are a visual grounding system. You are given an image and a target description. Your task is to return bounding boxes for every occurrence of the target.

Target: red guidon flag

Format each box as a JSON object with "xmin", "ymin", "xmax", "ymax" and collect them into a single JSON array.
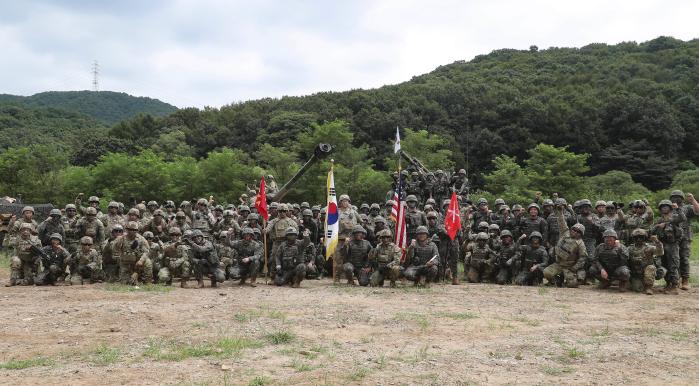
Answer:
[
  {"xmin": 255, "ymin": 177, "xmax": 269, "ymax": 221},
  {"xmin": 444, "ymin": 191, "xmax": 461, "ymax": 241}
]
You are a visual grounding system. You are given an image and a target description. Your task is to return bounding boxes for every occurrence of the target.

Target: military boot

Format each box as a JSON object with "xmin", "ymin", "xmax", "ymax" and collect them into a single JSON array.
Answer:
[
  {"xmin": 346, "ymin": 278, "xmax": 355, "ymax": 286},
  {"xmin": 597, "ymin": 278, "xmax": 610, "ymax": 290},
  {"xmin": 389, "ymin": 279, "xmax": 396, "ymax": 288},
  {"xmin": 666, "ymin": 283, "xmax": 679, "ymax": 295},
  {"xmin": 291, "ymin": 277, "xmax": 300, "ymax": 288},
  {"xmin": 249, "ymin": 276, "xmax": 257, "ymax": 288},
  {"xmin": 643, "ymin": 285, "xmax": 653, "ymax": 295},
  {"xmin": 4, "ymin": 278, "xmax": 16, "ymax": 287},
  {"xmin": 618, "ymin": 280, "xmax": 628, "ymax": 293},
  {"xmin": 130, "ymin": 272, "xmax": 140, "ymax": 286},
  {"xmin": 238, "ymin": 278, "xmax": 246, "ymax": 286},
  {"xmin": 210, "ymin": 277, "xmax": 217, "ymax": 288},
  {"xmin": 452, "ymin": 276, "xmax": 459, "ymax": 285},
  {"xmin": 180, "ymin": 279, "xmax": 188, "ymax": 289},
  {"xmin": 681, "ymin": 277, "xmax": 690, "ymax": 291},
  {"xmin": 197, "ymin": 278, "xmax": 205, "ymax": 288}
]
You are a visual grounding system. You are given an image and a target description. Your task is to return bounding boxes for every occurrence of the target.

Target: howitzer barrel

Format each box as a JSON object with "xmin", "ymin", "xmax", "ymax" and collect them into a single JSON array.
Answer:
[
  {"xmin": 269, "ymin": 143, "xmax": 333, "ymax": 202},
  {"xmin": 399, "ymin": 150, "xmax": 430, "ymax": 175}
]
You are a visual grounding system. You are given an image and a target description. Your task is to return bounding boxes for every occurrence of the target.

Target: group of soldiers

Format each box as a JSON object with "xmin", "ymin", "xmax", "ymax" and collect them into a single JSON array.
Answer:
[{"xmin": 1, "ymin": 187, "xmax": 696, "ymax": 295}]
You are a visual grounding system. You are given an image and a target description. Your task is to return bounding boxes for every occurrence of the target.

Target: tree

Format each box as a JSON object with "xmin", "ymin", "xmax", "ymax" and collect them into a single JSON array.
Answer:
[
  {"xmin": 525, "ymin": 144, "xmax": 590, "ymax": 198},
  {"xmin": 585, "ymin": 171, "xmax": 651, "ymax": 203},
  {"xmin": 150, "ymin": 128, "xmax": 194, "ymax": 161},
  {"xmin": 483, "ymin": 155, "xmax": 532, "ymax": 204},
  {"xmin": 389, "ymin": 128, "xmax": 454, "ymax": 171},
  {"xmin": 91, "ymin": 151, "xmax": 169, "ymax": 203}
]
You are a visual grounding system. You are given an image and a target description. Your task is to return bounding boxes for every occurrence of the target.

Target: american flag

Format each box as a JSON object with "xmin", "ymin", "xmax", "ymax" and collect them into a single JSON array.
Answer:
[{"xmin": 391, "ymin": 173, "xmax": 408, "ymax": 262}]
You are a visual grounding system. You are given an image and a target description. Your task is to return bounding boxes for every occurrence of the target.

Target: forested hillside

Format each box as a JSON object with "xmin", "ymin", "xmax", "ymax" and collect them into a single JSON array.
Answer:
[{"xmin": 2, "ymin": 36, "xmax": 699, "ymax": 205}]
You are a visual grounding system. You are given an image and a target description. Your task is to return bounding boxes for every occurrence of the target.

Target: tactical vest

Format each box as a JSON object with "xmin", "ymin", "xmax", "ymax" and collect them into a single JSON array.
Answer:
[
  {"xmin": 346, "ymin": 240, "xmax": 371, "ymax": 267},
  {"xmin": 83, "ymin": 220, "xmax": 99, "ymax": 238},
  {"xmin": 272, "ymin": 218, "xmax": 296, "ymax": 240},
  {"xmin": 470, "ymin": 245, "xmax": 491, "ymax": 265},
  {"xmin": 627, "ymin": 243, "xmax": 658, "ymax": 275},
  {"xmin": 577, "ymin": 214, "xmax": 599, "ymax": 241},
  {"xmin": 373, "ymin": 243, "xmax": 399, "ymax": 268},
  {"xmin": 411, "ymin": 242, "xmax": 437, "ymax": 265},
  {"xmin": 595, "ymin": 245, "xmax": 626, "ymax": 270},
  {"xmin": 279, "ymin": 243, "xmax": 301, "ymax": 269},
  {"xmin": 554, "ymin": 237, "xmax": 583, "ymax": 268},
  {"xmin": 405, "ymin": 210, "xmax": 425, "ymax": 234},
  {"xmin": 118, "ymin": 236, "xmax": 146, "ymax": 264},
  {"xmin": 521, "ymin": 246, "xmax": 547, "ymax": 271}
]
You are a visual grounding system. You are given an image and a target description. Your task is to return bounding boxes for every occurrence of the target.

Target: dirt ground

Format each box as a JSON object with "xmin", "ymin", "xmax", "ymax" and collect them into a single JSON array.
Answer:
[{"xmin": 0, "ymin": 264, "xmax": 698, "ymax": 386}]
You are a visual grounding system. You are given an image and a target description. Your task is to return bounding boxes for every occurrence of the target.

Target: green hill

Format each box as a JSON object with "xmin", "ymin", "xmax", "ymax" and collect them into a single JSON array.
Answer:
[{"xmin": 0, "ymin": 90, "xmax": 177, "ymax": 125}]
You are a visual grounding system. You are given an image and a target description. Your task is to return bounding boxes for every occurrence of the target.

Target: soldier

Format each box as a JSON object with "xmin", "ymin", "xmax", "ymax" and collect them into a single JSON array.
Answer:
[
  {"xmin": 6, "ymin": 223, "xmax": 42, "ymax": 286},
  {"xmin": 169, "ymin": 211, "xmax": 191, "ymax": 234},
  {"xmin": 265, "ymin": 203, "xmax": 299, "ymax": 278},
  {"xmin": 112, "ymin": 221, "xmax": 152, "ymax": 285},
  {"xmin": 76, "ymin": 207, "xmax": 105, "ymax": 246},
  {"xmin": 192, "ymin": 199, "xmax": 215, "ymax": 237},
  {"xmin": 589, "ymin": 229, "xmax": 630, "ymax": 292},
  {"xmin": 519, "ymin": 203, "xmax": 548, "ymax": 245},
  {"xmin": 405, "ymin": 195, "xmax": 427, "ymax": 242},
  {"xmin": 546, "ymin": 198, "xmax": 574, "ymax": 251},
  {"xmin": 300, "ymin": 209, "xmax": 319, "ymax": 244},
  {"xmin": 103, "ymin": 201, "xmax": 125, "ymax": 234},
  {"xmin": 404, "ymin": 226, "xmax": 440, "ymax": 287},
  {"xmin": 62, "ymin": 204, "xmax": 81, "ymax": 254},
  {"xmin": 179, "ymin": 201, "xmax": 193, "ymax": 222},
  {"xmin": 35, "ymin": 233, "xmax": 70, "ymax": 286},
  {"xmin": 627, "ymin": 229, "xmax": 665, "ymax": 295},
  {"xmin": 576, "ymin": 199, "xmax": 600, "ymax": 258},
  {"xmin": 406, "ymin": 172, "xmax": 423, "ymax": 202},
  {"xmin": 341, "ymin": 225, "xmax": 372, "ymax": 286},
  {"xmin": 598, "ymin": 202, "xmax": 622, "ymax": 239},
  {"xmin": 472, "ymin": 198, "xmax": 495, "ymax": 226},
  {"xmin": 544, "ymin": 205, "xmax": 587, "ymax": 287},
  {"xmin": 359, "ymin": 203, "xmax": 370, "ymax": 216},
  {"xmin": 161, "ymin": 227, "xmax": 191, "ymax": 287},
  {"xmin": 427, "ymin": 211, "xmax": 460, "ymax": 284},
  {"xmin": 617, "ymin": 200, "xmax": 653, "ymax": 244},
  {"xmin": 4, "ymin": 206, "xmax": 38, "ymax": 248},
  {"xmin": 187, "ymin": 229, "xmax": 225, "ymax": 288},
  {"xmin": 273, "ymin": 227, "xmax": 311, "ymax": 287},
  {"xmin": 75, "ymin": 194, "xmax": 104, "ymax": 220},
  {"xmin": 512, "ymin": 232, "xmax": 548, "ymax": 286},
  {"xmin": 652, "ymin": 200, "xmax": 686, "ymax": 294},
  {"xmin": 368, "ymin": 229, "xmax": 402, "ymax": 287},
  {"xmin": 229, "ymin": 227, "xmax": 262, "ymax": 286},
  {"xmin": 463, "ymin": 232, "xmax": 496, "ymax": 283},
  {"xmin": 101, "ymin": 224, "xmax": 123, "ymax": 282},
  {"xmin": 450, "ymin": 168, "xmax": 469, "ymax": 196},
  {"xmin": 237, "ymin": 205, "xmax": 251, "ymax": 228},
  {"xmin": 368, "ymin": 216, "xmax": 388, "ymax": 246},
  {"xmin": 37, "ymin": 209, "xmax": 65, "ymax": 246},
  {"xmin": 163, "ymin": 200, "xmax": 176, "ymax": 222},
  {"xmin": 495, "ymin": 230, "xmax": 519, "ymax": 284},
  {"xmin": 333, "ymin": 194, "xmax": 360, "ymax": 283},
  {"xmin": 143, "ymin": 210, "xmax": 169, "ymax": 242},
  {"xmin": 144, "ymin": 231, "xmax": 164, "ymax": 284},
  {"xmin": 669, "ymin": 190, "xmax": 699, "ymax": 290},
  {"xmin": 216, "ymin": 231, "xmax": 237, "ymax": 280},
  {"xmin": 66, "ymin": 236, "xmax": 104, "ymax": 285}
]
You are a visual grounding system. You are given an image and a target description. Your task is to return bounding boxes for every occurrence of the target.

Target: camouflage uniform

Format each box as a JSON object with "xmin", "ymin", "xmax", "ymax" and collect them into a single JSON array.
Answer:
[
  {"xmin": 494, "ymin": 231, "xmax": 520, "ymax": 284},
  {"xmin": 669, "ymin": 191, "xmax": 697, "ymax": 287},
  {"xmin": 188, "ymin": 230, "xmax": 225, "ymax": 287},
  {"xmin": 464, "ymin": 232, "xmax": 497, "ymax": 283},
  {"xmin": 341, "ymin": 225, "xmax": 372, "ymax": 286},
  {"xmin": 333, "ymin": 197, "xmax": 360, "ymax": 282},
  {"xmin": 35, "ymin": 235, "xmax": 71, "ymax": 286},
  {"xmin": 7, "ymin": 225, "xmax": 42, "ymax": 286},
  {"xmin": 652, "ymin": 200, "xmax": 685, "ymax": 292},
  {"xmin": 512, "ymin": 232, "xmax": 548, "ymax": 286},
  {"xmin": 144, "ymin": 232, "xmax": 164, "ymax": 284},
  {"xmin": 265, "ymin": 204, "xmax": 299, "ymax": 277},
  {"xmin": 273, "ymin": 228, "xmax": 310, "ymax": 287},
  {"xmin": 368, "ymin": 229, "xmax": 402, "ymax": 287},
  {"xmin": 589, "ymin": 230, "xmax": 630, "ymax": 291},
  {"xmin": 76, "ymin": 208, "xmax": 105, "ymax": 246},
  {"xmin": 37, "ymin": 210, "xmax": 65, "ymax": 247},
  {"xmin": 62, "ymin": 205, "xmax": 81, "ymax": 254},
  {"xmin": 229, "ymin": 228, "xmax": 262, "ymax": 285},
  {"xmin": 404, "ymin": 227, "xmax": 440, "ymax": 285},
  {"xmin": 112, "ymin": 223, "xmax": 152, "ymax": 285},
  {"xmin": 544, "ymin": 207, "xmax": 588, "ymax": 287},
  {"xmin": 160, "ymin": 228, "xmax": 191, "ymax": 287},
  {"xmin": 627, "ymin": 229, "xmax": 665, "ymax": 294},
  {"xmin": 66, "ymin": 236, "xmax": 104, "ymax": 285}
]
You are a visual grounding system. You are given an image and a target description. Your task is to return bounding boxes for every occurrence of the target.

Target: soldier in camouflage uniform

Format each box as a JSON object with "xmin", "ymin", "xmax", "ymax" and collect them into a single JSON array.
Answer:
[
  {"xmin": 192, "ymin": 198, "xmax": 216, "ymax": 237},
  {"xmin": 494, "ymin": 230, "xmax": 518, "ymax": 284},
  {"xmin": 75, "ymin": 194, "xmax": 104, "ymax": 221},
  {"xmin": 144, "ymin": 231, "xmax": 164, "ymax": 284},
  {"xmin": 66, "ymin": 236, "xmax": 104, "ymax": 285},
  {"xmin": 427, "ymin": 211, "xmax": 460, "ymax": 284},
  {"xmin": 405, "ymin": 195, "xmax": 427, "ymax": 242},
  {"xmin": 472, "ymin": 198, "xmax": 496, "ymax": 226},
  {"xmin": 112, "ymin": 221, "xmax": 152, "ymax": 285},
  {"xmin": 143, "ymin": 210, "xmax": 169, "ymax": 242},
  {"xmin": 35, "ymin": 233, "xmax": 71, "ymax": 286},
  {"xmin": 265, "ymin": 204, "xmax": 299, "ymax": 278},
  {"xmin": 273, "ymin": 227, "xmax": 311, "ymax": 287},
  {"xmin": 404, "ymin": 226, "xmax": 440, "ymax": 287},
  {"xmin": 101, "ymin": 224, "xmax": 124, "ymax": 282},
  {"xmin": 187, "ymin": 229, "xmax": 225, "ymax": 288},
  {"xmin": 519, "ymin": 203, "xmax": 548, "ymax": 245},
  {"xmin": 617, "ymin": 200, "xmax": 653, "ymax": 244},
  {"xmin": 512, "ymin": 232, "xmax": 548, "ymax": 286},
  {"xmin": 216, "ymin": 231, "xmax": 237, "ymax": 279},
  {"xmin": 333, "ymin": 195, "xmax": 360, "ymax": 283},
  {"xmin": 598, "ymin": 202, "xmax": 622, "ymax": 240},
  {"xmin": 6, "ymin": 223, "xmax": 42, "ymax": 286},
  {"xmin": 76, "ymin": 207, "xmax": 105, "ymax": 247},
  {"xmin": 341, "ymin": 225, "xmax": 372, "ymax": 286},
  {"xmin": 652, "ymin": 200, "xmax": 686, "ymax": 294},
  {"xmin": 62, "ymin": 204, "xmax": 81, "ymax": 254},
  {"xmin": 37, "ymin": 208, "xmax": 66, "ymax": 247},
  {"xmin": 576, "ymin": 199, "xmax": 600, "ymax": 261},
  {"xmin": 589, "ymin": 229, "xmax": 630, "ymax": 292},
  {"xmin": 103, "ymin": 201, "xmax": 125, "ymax": 235},
  {"xmin": 161, "ymin": 227, "xmax": 191, "ymax": 287},
  {"xmin": 368, "ymin": 229, "xmax": 402, "ymax": 287},
  {"xmin": 544, "ymin": 205, "xmax": 588, "ymax": 287},
  {"xmin": 229, "ymin": 227, "xmax": 262, "ymax": 286},
  {"xmin": 4, "ymin": 206, "xmax": 38, "ymax": 249},
  {"xmin": 546, "ymin": 198, "xmax": 574, "ymax": 252},
  {"xmin": 627, "ymin": 229, "xmax": 665, "ymax": 295},
  {"xmin": 669, "ymin": 190, "xmax": 699, "ymax": 290},
  {"xmin": 169, "ymin": 211, "xmax": 191, "ymax": 234}
]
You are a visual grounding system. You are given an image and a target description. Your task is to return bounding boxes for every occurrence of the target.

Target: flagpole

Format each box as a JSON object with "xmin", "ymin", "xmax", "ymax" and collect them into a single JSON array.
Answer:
[
  {"xmin": 262, "ymin": 216, "xmax": 269, "ymax": 284},
  {"xmin": 329, "ymin": 159, "xmax": 336, "ymax": 283}
]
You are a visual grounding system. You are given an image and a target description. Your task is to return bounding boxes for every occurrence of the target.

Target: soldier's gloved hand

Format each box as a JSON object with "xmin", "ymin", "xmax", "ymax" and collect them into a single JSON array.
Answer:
[
  {"xmin": 242, "ymin": 257, "xmax": 250, "ymax": 263},
  {"xmin": 276, "ymin": 265, "xmax": 281, "ymax": 271}
]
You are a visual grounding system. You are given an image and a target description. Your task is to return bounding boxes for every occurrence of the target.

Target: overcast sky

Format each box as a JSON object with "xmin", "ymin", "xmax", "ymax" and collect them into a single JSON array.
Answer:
[{"xmin": 0, "ymin": 0, "xmax": 696, "ymax": 108}]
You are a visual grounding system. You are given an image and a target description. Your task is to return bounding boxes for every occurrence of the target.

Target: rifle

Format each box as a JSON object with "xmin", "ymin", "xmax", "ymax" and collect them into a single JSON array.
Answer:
[{"xmin": 30, "ymin": 244, "xmax": 51, "ymax": 268}]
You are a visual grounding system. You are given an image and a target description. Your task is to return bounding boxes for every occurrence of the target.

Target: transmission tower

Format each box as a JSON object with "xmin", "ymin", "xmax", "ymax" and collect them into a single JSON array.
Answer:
[{"xmin": 91, "ymin": 60, "xmax": 99, "ymax": 91}]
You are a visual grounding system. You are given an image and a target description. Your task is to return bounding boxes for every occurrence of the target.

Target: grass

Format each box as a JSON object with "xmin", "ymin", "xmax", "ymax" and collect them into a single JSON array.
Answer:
[
  {"xmin": 104, "ymin": 283, "xmax": 172, "ymax": 293},
  {"xmin": 394, "ymin": 312, "xmax": 431, "ymax": 331},
  {"xmin": 0, "ymin": 251, "xmax": 10, "ymax": 268},
  {"xmin": 248, "ymin": 376, "xmax": 272, "ymax": 386},
  {"xmin": 290, "ymin": 358, "xmax": 315, "ymax": 372},
  {"xmin": 0, "ymin": 356, "xmax": 54, "ymax": 370},
  {"xmin": 566, "ymin": 347, "xmax": 585, "ymax": 359},
  {"xmin": 513, "ymin": 316, "xmax": 542, "ymax": 327},
  {"xmin": 265, "ymin": 330, "xmax": 296, "ymax": 345},
  {"xmin": 348, "ymin": 366, "xmax": 370, "ymax": 381},
  {"xmin": 538, "ymin": 286, "xmax": 549, "ymax": 295},
  {"xmin": 234, "ymin": 309, "xmax": 287, "ymax": 323},
  {"xmin": 541, "ymin": 365, "xmax": 574, "ymax": 376},
  {"xmin": 90, "ymin": 344, "xmax": 121, "ymax": 366},
  {"xmin": 143, "ymin": 336, "xmax": 262, "ymax": 361},
  {"xmin": 436, "ymin": 311, "xmax": 479, "ymax": 320}
]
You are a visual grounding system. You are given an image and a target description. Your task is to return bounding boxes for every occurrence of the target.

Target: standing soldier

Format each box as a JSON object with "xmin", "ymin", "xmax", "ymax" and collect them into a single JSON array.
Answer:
[
  {"xmin": 264, "ymin": 204, "xmax": 298, "ymax": 278},
  {"xmin": 229, "ymin": 227, "xmax": 262, "ymax": 287},
  {"xmin": 66, "ymin": 236, "xmax": 104, "ymax": 285},
  {"xmin": 404, "ymin": 195, "xmax": 427, "ymax": 242},
  {"xmin": 62, "ymin": 204, "xmax": 81, "ymax": 254},
  {"xmin": 669, "ymin": 190, "xmax": 699, "ymax": 290},
  {"xmin": 341, "ymin": 225, "xmax": 372, "ymax": 286},
  {"xmin": 169, "ymin": 211, "xmax": 191, "ymax": 234},
  {"xmin": 334, "ymin": 195, "xmax": 360, "ymax": 283},
  {"xmin": 76, "ymin": 207, "xmax": 105, "ymax": 247},
  {"xmin": 143, "ymin": 210, "xmax": 169, "ymax": 242},
  {"xmin": 103, "ymin": 202, "xmax": 125, "ymax": 234},
  {"xmin": 75, "ymin": 194, "xmax": 104, "ymax": 221},
  {"xmin": 112, "ymin": 221, "xmax": 152, "ymax": 285},
  {"xmin": 404, "ymin": 226, "xmax": 439, "ymax": 287},
  {"xmin": 5, "ymin": 223, "xmax": 41, "ymax": 286},
  {"xmin": 368, "ymin": 229, "xmax": 402, "ymax": 287},
  {"xmin": 101, "ymin": 224, "xmax": 124, "ymax": 282},
  {"xmin": 576, "ymin": 199, "xmax": 600, "ymax": 258},
  {"xmin": 192, "ymin": 198, "xmax": 215, "ymax": 237},
  {"xmin": 37, "ymin": 209, "xmax": 65, "ymax": 246},
  {"xmin": 627, "ymin": 229, "xmax": 665, "ymax": 295},
  {"xmin": 273, "ymin": 227, "xmax": 311, "ymax": 287},
  {"xmin": 589, "ymin": 230, "xmax": 630, "ymax": 292},
  {"xmin": 544, "ymin": 205, "xmax": 588, "ymax": 287},
  {"xmin": 519, "ymin": 203, "xmax": 548, "ymax": 245},
  {"xmin": 652, "ymin": 200, "xmax": 686, "ymax": 294},
  {"xmin": 617, "ymin": 200, "xmax": 653, "ymax": 243}
]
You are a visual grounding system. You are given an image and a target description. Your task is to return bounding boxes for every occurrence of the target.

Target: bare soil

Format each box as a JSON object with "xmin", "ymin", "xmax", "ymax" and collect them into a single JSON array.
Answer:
[{"xmin": 0, "ymin": 266, "xmax": 697, "ymax": 386}]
